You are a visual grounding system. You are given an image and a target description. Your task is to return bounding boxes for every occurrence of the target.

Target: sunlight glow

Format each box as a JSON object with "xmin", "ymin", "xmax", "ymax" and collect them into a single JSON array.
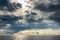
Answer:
[{"xmin": 18, "ymin": 0, "xmax": 31, "ymax": 10}]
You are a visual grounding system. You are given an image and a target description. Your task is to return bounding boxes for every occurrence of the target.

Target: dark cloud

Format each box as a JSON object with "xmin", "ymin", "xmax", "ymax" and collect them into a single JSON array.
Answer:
[
  {"xmin": 49, "ymin": 11, "xmax": 60, "ymax": 23},
  {"xmin": 25, "ymin": 11, "xmax": 43, "ymax": 23},
  {"xmin": 34, "ymin": 3, "xmax": 60, "ymax": 12},
  {"xmin": 57, "ymin": 0, "xmax": 60, "ymax": 4},
  {"xmin": 31, "ymin": 12, "xmax": 37, "ymax": 15},
  {"xmin": 48, "ymin": 4, "xmax": 60, "ymax": 11},
  {"xmin": 34, "ymin": 2, "xmax": 60, "ymax": 23},
  {"xmin": 0, "ymin": 0, "xmax": 60, "ymax": 34},
  {"xmin": 26, "ymin": 18, "xmax": 43, "ymax": 23},
  {"xmin": 0, "ymin": 15, "xmax": 23, "ymax": 21},
  {"xmin": 27, "ymin": 18, "xmax": 37, "ymax": 22},
  {"xmin": 0, "ymin": 0, "xmax": 22, "ymax": 12},
  {"xmin": 34, "ymin": 3, "xmax": 48, "ymax": 11}
]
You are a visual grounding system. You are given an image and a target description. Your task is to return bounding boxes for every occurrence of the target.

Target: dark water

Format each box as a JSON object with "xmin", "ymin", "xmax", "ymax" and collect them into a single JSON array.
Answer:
[
  {"xmin": 0, "ymin": 35, "xmax": 60, "ymax": 40},
  {"xmin": 0, "ymin": 35, "xmax": 15, "ymax": 40}
]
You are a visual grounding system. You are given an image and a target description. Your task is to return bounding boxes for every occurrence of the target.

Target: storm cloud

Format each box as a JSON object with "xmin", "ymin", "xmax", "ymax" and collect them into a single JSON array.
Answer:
[
  {"xmin": 34, "ymin": 0, "xmax": 60, "ymax": 23},
  {"xmin": 0, "ymin": 0, "xmax": 22, "ymax": 12},
  {"xmin": 34, "ymin": 3, "xmax": 60, "ymax": 12},
  {"xmin": 49, "ymin": 11, "xmax": 60, "ymax": 23},
  {"xmin": 0, "ymin": 0, "xmax": 60, "ymax": 34}
]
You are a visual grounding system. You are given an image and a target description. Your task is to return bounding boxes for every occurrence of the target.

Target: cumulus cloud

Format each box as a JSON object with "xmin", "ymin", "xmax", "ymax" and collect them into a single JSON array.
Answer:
[
  {"xmin": 0, "ymin": 0, "xmax": 22, "ymax": 12},
  {"xmin": 33, "ymin": 0, "xmax": 60, "ymax": 28},
  {"xmin": 0, "ymin": 0, "xmax": 60, "ymax": 34}
]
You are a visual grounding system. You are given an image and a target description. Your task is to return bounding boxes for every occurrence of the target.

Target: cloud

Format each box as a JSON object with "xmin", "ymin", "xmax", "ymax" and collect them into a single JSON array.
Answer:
[
  {"xmin": 0, "ymin": 0, "xmax": 60, "ymax": 34},
  {"xmin": 34, "ymin": 3, "xmax": 48, "ymax": 11},
  {"xmin": 0, "ymin": 15, "xmax": 23, "ymax": 21},
  {"xmin": 34, "ymin": 0, "xmax": 60, "ymax": 23},
  {"xmin": 34, "ymin": 3, "xmax": 60, "ymax": 12},
  {"xmin": 25, "ymin": 11, "xmax": 43, "ymax": 23},
  {"xmin": 0, "ymin": 0, "xmax": 22, "ymax": 12},
  {"xmin": 49, "ymin": 11, "xmax": 60, "ymax": 23},
  {"xmin": 34, "ymin": 0, "xmax": 60, "ymax": 12}
]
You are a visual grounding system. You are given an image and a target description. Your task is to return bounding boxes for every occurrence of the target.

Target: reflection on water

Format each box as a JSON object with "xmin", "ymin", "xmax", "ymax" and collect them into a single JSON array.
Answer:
[
  {"xmin": 0, "ymin": 35, "xmax": 15, "ymax": 40},
  {"xmin": 0, "ymin": 35, "xmax": 60, "ymax": 40}
]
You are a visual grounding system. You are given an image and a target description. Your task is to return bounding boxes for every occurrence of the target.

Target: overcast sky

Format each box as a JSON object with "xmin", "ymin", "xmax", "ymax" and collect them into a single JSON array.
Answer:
[{"xmin": 0, "ymin": 0, "xmax": 60, "ymax": 34}]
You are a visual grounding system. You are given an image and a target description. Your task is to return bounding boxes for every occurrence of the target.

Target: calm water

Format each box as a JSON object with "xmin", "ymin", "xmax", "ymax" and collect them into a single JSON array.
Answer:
[{"xmin": 0, "ymin": 35, "xmax": 60, "ymax": 40}]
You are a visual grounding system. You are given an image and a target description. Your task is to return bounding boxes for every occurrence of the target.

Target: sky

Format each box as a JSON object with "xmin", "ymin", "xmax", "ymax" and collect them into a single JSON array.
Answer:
[{"xmin": 0, "ymin": 0, "xmax": 60, "ymax": 34}]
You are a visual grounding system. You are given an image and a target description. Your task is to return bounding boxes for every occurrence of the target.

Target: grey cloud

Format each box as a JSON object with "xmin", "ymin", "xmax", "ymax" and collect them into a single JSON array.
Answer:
[
  {"xmin": 49, "ymin": 11, "xmax": 60, "ymax": 23},
  {"xmin": 25, "ymin": 11, "xmax": 43, "ymax": 23},
  {"xmin": 34, "ymin": 0, "xmax": 60, "ymax": 23},
  {"xmin": 34, "ymin": 0, "xmax": 60, "ymax": 12},
  {"xmin": 34, "ymin": 3, "xmax": 60, "ymax": 12},
  {"xmin": 0, "ymin": 0, "xmax": 60, "ymax": 34},
  {"xmin": 0, "ymin": 0, "xmax": 22, "ymax": 12},
  {"xmin": 0, "ymin": 15, "xmax": 23, "ymax": 21}
]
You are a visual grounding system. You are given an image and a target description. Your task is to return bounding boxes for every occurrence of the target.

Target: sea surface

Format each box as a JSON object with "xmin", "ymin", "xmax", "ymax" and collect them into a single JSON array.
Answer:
[{"xmin": 0, "ymin": 35, "xmax": 60, "ymax": 40}]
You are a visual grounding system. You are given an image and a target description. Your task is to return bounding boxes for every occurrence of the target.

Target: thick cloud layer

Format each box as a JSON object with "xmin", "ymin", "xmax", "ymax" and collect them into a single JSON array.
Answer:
[
  {"xmin": 0, "ymin": 0, "xmax": 60, "ymax": 34},
  {"xmin": 0, "ymin": 0, "xmax": 22, "ymax": 12},
  {"xmin": 34, "ymin": 0, "xmax": 60, "ymax": 23},
  {"xmin": 34, "ymin": 3, "xmax": 60, "ymax": 11},
  {"xmin": 49, "ymin": 11, "xmax": 60, "ymax": 23}
]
